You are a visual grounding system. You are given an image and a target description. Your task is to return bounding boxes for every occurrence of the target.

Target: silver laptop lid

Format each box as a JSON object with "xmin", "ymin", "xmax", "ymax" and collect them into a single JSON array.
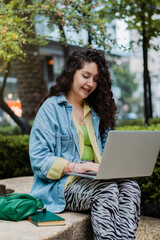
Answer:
[{"xmin": 97, "ymin": 130, "xmax": 160, "ymax": 179}]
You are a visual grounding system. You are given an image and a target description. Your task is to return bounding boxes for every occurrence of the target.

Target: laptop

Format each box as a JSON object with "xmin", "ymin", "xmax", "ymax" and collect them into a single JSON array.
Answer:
[{"xmin": 67, "ymin": 130, "xmax": 160, "ymax": 180}]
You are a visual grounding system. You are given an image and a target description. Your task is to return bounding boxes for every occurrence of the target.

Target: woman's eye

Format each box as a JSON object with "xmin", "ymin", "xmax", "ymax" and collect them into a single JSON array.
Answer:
[
  {"xmin": 83, "ymin": 75, "xmax": 89, "ymax": 78},
  {"xmin": 94, "ymin": 78, "xmax": 99, "ymax": 82}
]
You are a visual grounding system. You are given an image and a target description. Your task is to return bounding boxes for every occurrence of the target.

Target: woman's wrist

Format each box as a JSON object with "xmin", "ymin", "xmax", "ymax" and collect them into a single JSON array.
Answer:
[
  {"xmin": 68, "ymin": 162, "xmax": 77, "ymax": 172},
  {"xmin": 64, "ymin": 162, "xmax": 77, "ymax": 173},
  {"xmin": 66, "ymin": 162, "xmax": 71, "ymax": 173},
  {"xmin": 72, "ymin": 163, "xmax": 76, "ymax": 172}
]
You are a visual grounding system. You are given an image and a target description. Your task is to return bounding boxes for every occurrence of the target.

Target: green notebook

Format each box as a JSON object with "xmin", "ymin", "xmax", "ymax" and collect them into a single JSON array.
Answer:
[{"xmin": 27, "ymin": 210, "xmax": 65, "ymax": 227}]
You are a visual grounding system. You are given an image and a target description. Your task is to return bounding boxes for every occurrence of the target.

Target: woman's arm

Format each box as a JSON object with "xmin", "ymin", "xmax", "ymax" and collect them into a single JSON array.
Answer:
[{"xmin": 29, "ymin": 124, "xmax": 69, "ymax": 181}]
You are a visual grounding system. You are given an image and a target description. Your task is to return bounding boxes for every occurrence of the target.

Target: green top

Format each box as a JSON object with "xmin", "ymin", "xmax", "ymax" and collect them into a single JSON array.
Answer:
[{"xmin": 80, "ymin": 125, "xmax": 94, "ymax": 161}]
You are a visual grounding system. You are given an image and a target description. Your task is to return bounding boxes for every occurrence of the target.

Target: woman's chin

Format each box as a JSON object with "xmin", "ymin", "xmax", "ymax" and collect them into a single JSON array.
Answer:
[{"xmin": 81, "ymin": 90, "xmax": 90, "ymax": 98}]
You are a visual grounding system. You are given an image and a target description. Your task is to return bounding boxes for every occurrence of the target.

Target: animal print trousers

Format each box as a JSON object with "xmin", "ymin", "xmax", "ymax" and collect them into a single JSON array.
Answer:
[{"xmin": 64, "ymin": 178, "xmax": 141, "ymax": 240}]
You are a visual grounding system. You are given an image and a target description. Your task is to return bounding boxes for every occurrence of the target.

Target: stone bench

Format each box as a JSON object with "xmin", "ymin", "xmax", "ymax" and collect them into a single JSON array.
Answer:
[{"xmin": 0, "ymin": 177, "xmax": 160, "ymax": 240}]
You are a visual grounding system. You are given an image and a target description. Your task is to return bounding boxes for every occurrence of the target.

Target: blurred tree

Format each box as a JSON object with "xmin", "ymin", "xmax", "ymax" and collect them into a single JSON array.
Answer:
[
  {"xmin": 0, "ymin": 0, "xmax": 113, "ymax": 133},
  {"xmin": 100, "ymin": 0, "xmax": 160, "ymax": 124},
  {"xmin": 0, "ymin": 0, "xmax": 43, "ymax": 133},
  {"xmin": 113, "ymin": 64, "xmax": 139, "ymax": 113},
  {"xmin": 41, "ymin": 0, "xmax": 110, "ymax": 50},
  {"xmin": 114, "ymin": 64, "xmax": 138, "ymax": 98},
  {"xmin": 13, "ymin": 0, "xmax": 48, "ymax": 121}
]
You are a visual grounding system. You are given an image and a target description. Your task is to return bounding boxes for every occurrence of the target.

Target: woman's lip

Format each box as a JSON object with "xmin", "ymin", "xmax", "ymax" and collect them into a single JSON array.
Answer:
[{"xmin": 82, "ymin": 87, "xmax": 90, "ymax": 93}]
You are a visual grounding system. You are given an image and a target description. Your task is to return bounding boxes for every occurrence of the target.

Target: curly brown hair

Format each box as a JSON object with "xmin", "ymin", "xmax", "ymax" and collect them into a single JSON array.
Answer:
[{"xmin": 42, "ymin": 48, "xmax": 117, "ymax": 133}]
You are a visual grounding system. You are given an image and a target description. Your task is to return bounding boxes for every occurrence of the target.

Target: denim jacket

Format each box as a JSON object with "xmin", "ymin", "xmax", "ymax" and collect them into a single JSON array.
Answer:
[{"xmin": 29, "ymin": 95, "xmax": 108, "ymax": 213}]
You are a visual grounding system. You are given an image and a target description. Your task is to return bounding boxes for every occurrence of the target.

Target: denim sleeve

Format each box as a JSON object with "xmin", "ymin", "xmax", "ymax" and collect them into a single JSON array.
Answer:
[{"xmin": 29, "ymin": 124, "xmax": 67, "ymax": 181}]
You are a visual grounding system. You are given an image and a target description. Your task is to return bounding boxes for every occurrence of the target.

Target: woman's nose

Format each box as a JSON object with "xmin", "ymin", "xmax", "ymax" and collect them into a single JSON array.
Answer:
[{"xmin": 87, "ymin": 78, "xmax": 93, "ymax": 86}]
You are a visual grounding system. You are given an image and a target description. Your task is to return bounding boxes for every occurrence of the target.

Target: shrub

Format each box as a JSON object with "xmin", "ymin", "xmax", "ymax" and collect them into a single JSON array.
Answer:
[
  {"xmin": 116, "ymin": 118, "xmax": 144, "ymax": 127},
  {"xmin": 0, "ymin": 134, "xmax": 33, "ymax": 179},
  {"xmin": 0, "ymin": 125, "xmax": 21, "ymax": 135},
  {"xmin": 117, "ymin": 117, "xmax": 160, "ymax": 127},
  {"xmin": 0, "ymin": 120, "xmax": 33, "ymax": 135},
  {"xmin": 149, "ymin": 117, "xmax": 160, "ymax": 125},
  {"xmin": 116, "ymin": 123, "xmax": 160, "ymax": 131}
]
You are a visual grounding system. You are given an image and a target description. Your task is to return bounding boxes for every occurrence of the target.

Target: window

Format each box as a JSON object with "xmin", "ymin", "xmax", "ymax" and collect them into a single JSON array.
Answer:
[{"xmin": 46, "ymin": 55, "xmax": 64, "ymax": 84}]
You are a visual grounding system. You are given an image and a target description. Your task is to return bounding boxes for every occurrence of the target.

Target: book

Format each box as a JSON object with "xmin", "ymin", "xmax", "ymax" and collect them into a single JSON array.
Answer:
[{"xmin": 27, "ymin": 210, "xmax": 65, "ymax": 227}]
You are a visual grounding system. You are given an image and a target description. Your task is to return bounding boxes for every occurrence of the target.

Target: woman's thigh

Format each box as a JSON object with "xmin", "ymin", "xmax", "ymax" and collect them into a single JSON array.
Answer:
[
  {"xmin": 64, "ymin": 178, "xmax": 119, "ymax": 212},
  {"xmin": 117, "ymin": 178, "xmax": 141, "ymax": 203}
]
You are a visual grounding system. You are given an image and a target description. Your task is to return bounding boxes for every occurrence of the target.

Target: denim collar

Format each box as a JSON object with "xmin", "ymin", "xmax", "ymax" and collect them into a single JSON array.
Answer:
[
  {"xmin": 90, "ymin": 106, "xmax": 99, "ymax": 117},
  {"xmin": 57, "ymin": 94, "xmax": 68, "ymax": 104},
  {"xmin": 57, "ymin": 94, "xmax": 99, "ymax": 117}
]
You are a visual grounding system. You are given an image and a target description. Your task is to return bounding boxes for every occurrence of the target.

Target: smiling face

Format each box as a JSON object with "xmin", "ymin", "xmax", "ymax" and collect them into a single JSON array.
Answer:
[{"xmin": 68, "ymin": 62, "xmax": 99, "ymax": 103}]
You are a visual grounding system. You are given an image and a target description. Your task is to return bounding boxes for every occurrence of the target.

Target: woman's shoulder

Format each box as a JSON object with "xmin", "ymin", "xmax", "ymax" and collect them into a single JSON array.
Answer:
[
  {"xmin": 37, "ymin": 95, "xmax": 68, "ymax": 120},
  {"xmin": 34, "ymin": 96, "xmax": 59, "ymax": 121},
  {"xmin": 33, "ymin": 96, "xmax": 60, "ymax": 128},
  {"xmin": 42, "ymin": 95, "xmax": 58, "ymax": 107},
  {"xmin": 42, "ymin": 95, "xmax": 67, "ymax": 108}
]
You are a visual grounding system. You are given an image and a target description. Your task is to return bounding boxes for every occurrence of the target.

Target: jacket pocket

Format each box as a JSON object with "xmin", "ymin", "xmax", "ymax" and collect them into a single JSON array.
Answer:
[{"xmin": 54, "ymin": 131, "xmax": 73, "ymax": 156}]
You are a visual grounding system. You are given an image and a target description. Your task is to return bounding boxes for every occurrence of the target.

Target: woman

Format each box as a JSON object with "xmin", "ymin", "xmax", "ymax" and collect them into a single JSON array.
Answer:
[{"xmin": 29, "ymin": 48, "xmax": 141, "ymax": 239}]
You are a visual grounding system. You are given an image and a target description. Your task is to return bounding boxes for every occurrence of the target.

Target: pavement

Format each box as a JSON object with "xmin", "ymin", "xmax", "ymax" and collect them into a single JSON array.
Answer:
[{"xmin": 0, "ymin": 176, "xmax": 160, "ymax": 240}]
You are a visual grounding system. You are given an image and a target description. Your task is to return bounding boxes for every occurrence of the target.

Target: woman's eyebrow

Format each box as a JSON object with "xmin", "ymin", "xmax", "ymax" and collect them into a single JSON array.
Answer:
[
  {"xmin": 82, "ymin": 71, "xmax": 99, "ymax": 76},
  {"xmin": 82, "ymin": 71, "xmax": 91, "ymax": 74}
]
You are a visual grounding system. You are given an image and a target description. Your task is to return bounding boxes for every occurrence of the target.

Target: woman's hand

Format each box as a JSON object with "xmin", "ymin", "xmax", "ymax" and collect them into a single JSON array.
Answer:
[
  {"xmin": 73, "ymin": 162, "xmax": 99, "ymax": 173},
  {"xmin": 63, "ymin": 162, "xmax": 99, "ymax": 174}
]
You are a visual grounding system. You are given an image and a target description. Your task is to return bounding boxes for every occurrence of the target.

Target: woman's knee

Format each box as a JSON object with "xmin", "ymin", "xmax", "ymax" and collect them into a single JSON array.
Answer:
[
  {"xmin": 92, "ymin": 181, "xmax": 119, "ymax": 202},
  {"xmin": 119, "ymin": 179, "xmax": 141, "ymax": 199},
  {"xmin": 129, "ymin": 179, "xmax": 141, "ymax": 195}
]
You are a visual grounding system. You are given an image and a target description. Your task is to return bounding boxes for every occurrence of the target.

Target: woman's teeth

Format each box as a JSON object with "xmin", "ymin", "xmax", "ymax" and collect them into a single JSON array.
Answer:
[{"xmin": 82, "ymin": 87, "xmax": 90, "ymax": 92}]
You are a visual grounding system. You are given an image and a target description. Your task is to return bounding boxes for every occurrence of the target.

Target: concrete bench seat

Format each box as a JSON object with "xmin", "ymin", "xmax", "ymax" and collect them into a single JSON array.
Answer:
[{"xmin": 0, "ymin": 177, "xmax": 160, "ymax": 240}]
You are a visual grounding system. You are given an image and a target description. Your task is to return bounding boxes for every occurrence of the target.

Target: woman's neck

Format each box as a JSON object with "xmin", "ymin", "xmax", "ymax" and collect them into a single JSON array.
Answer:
[
  {"xmin": 66, "ymin": 94, "xmax": 85, "ymax": 125},
  {"xmin": 66, "ymin": 94, "xmax": 84, "ymax": 108}
]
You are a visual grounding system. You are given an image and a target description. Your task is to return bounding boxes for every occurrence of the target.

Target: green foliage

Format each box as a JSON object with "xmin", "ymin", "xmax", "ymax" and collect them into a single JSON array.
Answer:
[
  {"xmin": 0, "ymin": 0, "xmax": 46, "ymax": 63},
  {"xmin": 113, "ymin": 63, "xmax": 140, "ymax": 113},
  {"xmin": 149, "ymin": 117, "xmax": 160, "ymax": 125},
  {"xmin": 0, "ymin": 0, "xmax": 112, "ymax": 66},
  {"xmin": 116, "ymin": 118, "xmax": 145, "ymax": 127},
  {"xmin": 0, "ymin": 134, "xmax": 32, "ymax": 179},
  {"xmin": 99, "ymin": 0, "xmax": 160, "ymax": 125},
  {"xmin": 117, "ymin": 119, "xmax": 160, "ymax": 128},
  {"xmin": 0, "ymin": 0, "xmax": 112, "ymax": 130},
  {"xmin": 0, "ymin": 125, "xmax": 21, "ymax": 135},
  {"xmin": 38, "ymin": 0, "xmax": 112, "ymax": 49},
  {"xmin": 101, "ymin": 0, "xmax": 160, "ymax": 49},
  {"xmin": 116, "ymin": 123, "xmax": 160, "ymax": 131},
  {"xmin": 113, "ymin": 64, "xmax": 138, "ymax": 98}
]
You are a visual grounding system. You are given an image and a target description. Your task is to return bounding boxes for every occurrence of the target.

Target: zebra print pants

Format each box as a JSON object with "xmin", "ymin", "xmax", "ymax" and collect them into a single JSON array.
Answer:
[{"xmin": 64, "ymin": 178, "xmax": 141, "ymax": 240}]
